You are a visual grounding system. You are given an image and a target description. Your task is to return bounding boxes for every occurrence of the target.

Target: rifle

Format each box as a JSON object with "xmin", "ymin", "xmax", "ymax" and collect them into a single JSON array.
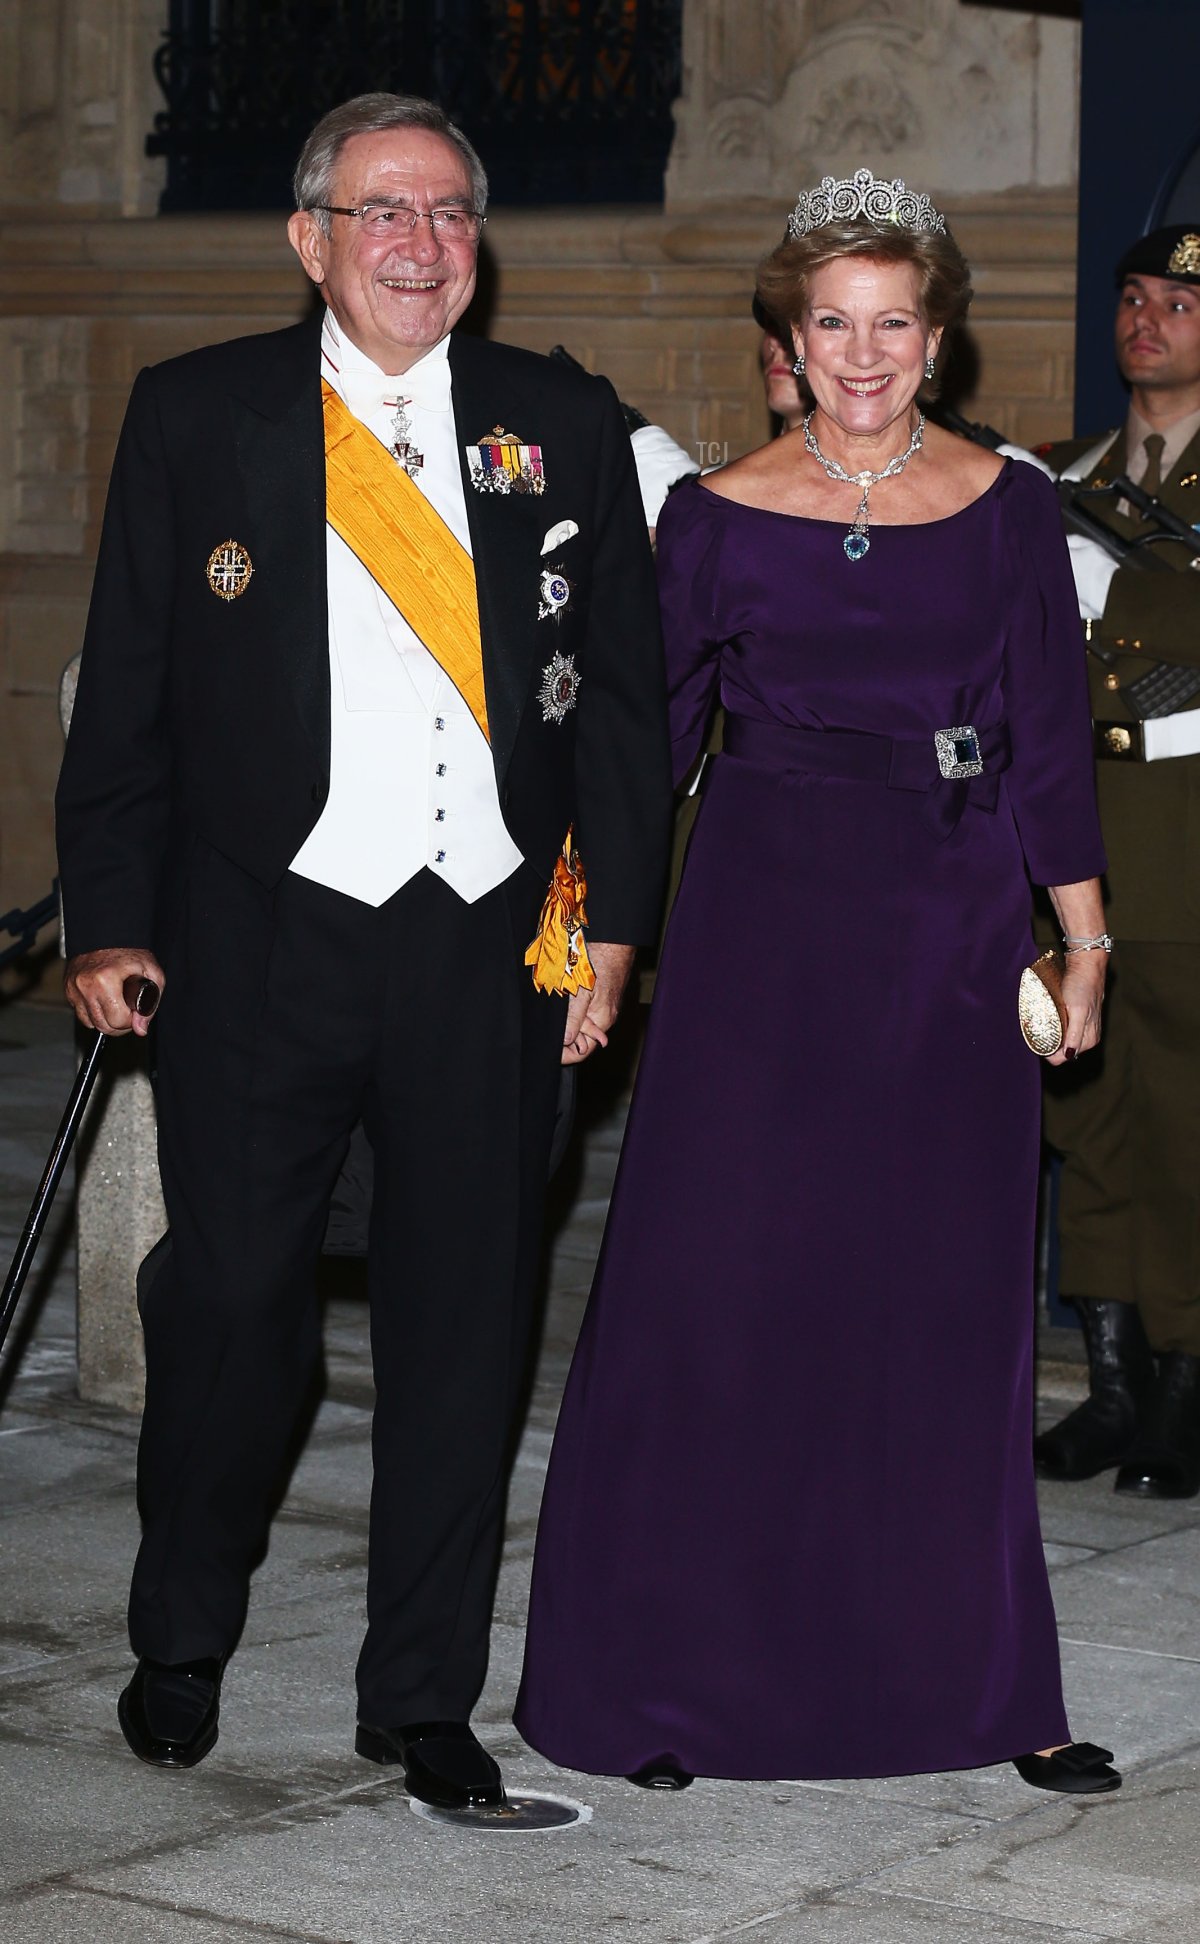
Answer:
[
  {"xmin": 934, "ymin": 408, "xmax": 1200, "ymax": 719},
  {"xmin": 0, "ymin": 881, "xmax": 61, "ymax": 973},
  {"xmin": 1077, "ymin": 473, "xmax": 1200, "ymax": 569},
  {"xmin": 933, "ymin": 408, "xmax": 1163, "ymax": 570}
]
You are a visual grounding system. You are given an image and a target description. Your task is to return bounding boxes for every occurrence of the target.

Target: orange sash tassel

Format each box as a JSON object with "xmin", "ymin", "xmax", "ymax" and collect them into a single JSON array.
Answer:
[{"xmin": 524, "ymin": 827, "xmax": 595, "ymax": 996}]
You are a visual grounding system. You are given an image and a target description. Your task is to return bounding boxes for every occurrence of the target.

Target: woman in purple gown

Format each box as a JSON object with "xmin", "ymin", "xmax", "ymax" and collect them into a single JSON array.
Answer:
[{"xmin": 517, "ymin": 174, "xmax": 1119, "ymax": 1795}]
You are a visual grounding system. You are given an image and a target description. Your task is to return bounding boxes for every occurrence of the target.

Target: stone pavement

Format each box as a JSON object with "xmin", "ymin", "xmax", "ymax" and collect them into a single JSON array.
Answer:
[{"xmin": 1, "ymin": 1000, "xmax": 1198, "ymax": 1944}]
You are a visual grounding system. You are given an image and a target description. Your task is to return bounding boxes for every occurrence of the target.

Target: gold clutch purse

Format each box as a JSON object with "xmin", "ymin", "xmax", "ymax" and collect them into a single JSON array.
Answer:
[{"xmin": 1019, "ymin": 949, "xmax": 1067, "ymax": 1056}]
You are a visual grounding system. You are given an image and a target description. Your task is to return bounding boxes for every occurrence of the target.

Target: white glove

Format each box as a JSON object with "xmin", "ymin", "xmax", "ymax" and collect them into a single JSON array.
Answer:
[
  {"xmin": 1067, "ymin": 533, "xmax": 1120, "ymax": 621},
  {"xmin": 995, "ymin": 443, "xmax": 1120, "ymax": 618},
  {"xmin": 996, "ymin": 441, "xmax": 1057, "ymax": 481},
  {"xmin": 630, "ymin": 424, "xmax": 700, "ymax": 527}
]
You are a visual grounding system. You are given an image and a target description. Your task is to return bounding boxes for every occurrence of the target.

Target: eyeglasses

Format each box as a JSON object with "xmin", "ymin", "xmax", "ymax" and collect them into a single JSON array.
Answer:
[{"xmin": 314, "ymin": 203, "xmax": 485, "ymax": 243}]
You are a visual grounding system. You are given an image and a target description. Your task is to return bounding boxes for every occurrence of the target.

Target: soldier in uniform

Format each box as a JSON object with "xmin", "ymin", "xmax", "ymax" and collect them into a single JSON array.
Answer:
[{"xmin": 1035, "ymin": 225, "xmax": 1200, "ymax": 1498}]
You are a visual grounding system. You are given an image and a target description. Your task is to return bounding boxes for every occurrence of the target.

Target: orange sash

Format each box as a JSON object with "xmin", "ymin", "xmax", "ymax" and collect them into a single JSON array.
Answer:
[
  {"xmin": 321, "ymin": 381, "xmax": 593, "ymax": 996},
  {"xmin": 322, "ymin": 382, "xmax": 489, "ymax": 738}
]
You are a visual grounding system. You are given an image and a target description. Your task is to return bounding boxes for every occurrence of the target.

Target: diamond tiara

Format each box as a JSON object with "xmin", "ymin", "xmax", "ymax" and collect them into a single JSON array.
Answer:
[{"xmin": 787, "ymin": 168, "xmax": 947, "ymax": 240}]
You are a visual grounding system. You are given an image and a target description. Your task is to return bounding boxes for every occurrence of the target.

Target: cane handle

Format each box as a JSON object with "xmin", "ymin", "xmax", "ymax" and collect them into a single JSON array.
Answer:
[{"xmin": 122, "ymin": 975, "xmax": 160, "ymax": 1019}]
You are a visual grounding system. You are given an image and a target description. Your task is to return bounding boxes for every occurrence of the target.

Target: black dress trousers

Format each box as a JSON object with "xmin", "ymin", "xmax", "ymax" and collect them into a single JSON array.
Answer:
[{"xmin": 132, "ymin": 842, "xmax": 564, "ymax": 1724}]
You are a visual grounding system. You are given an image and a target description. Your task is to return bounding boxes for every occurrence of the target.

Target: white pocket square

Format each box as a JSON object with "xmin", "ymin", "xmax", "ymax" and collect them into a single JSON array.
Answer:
[{"xmin": 541, "ymin": 520, "xmax": 579, "ymax": 555}]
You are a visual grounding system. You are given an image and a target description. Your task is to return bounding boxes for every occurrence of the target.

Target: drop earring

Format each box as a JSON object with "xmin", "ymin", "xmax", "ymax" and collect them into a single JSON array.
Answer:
[
  {"xmin": 924, "ymin": 356, "xmax": 936, "ymax": 382},
  {"xmin": 793, "ymin": 352, "xmax": 805, "ymax": 377}
]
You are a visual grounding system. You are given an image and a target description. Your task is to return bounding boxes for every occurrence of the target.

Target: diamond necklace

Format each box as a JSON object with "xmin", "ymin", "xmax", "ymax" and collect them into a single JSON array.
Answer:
[{"xmin": 802, "ymin": 409, "xmax": 925, "ymax": 561}]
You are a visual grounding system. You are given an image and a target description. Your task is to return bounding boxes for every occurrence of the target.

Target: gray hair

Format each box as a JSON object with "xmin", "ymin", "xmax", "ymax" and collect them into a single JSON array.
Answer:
[{"xmin": 294, "ymin": 93, "xmax": 488, "ymax": 235}]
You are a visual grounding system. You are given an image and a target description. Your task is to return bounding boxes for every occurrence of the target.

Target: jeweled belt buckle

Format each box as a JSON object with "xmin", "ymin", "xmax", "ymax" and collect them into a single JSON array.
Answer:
[{"xmin": 934, "ymin": 724, "xmax": 983, "ymax": 780}]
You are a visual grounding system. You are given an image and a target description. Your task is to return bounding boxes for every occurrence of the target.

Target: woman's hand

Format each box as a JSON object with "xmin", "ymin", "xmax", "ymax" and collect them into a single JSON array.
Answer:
[
  {"xmin": 1044, "ymin": 879, "xmax": 1108, "ymax": 1066},
  {"xmin": 1044, "ymin": 951, "xmax": 1106, "ymax": 1067}
]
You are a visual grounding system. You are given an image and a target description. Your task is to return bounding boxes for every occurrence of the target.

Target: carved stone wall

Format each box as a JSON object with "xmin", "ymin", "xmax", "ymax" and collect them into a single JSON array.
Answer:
[
  {"xmin": 666, "ymin": 0, "xmax": 1080, "ymax": 208},
  {"xmin": 0, "ymin": 0, "xmax": 164, "ymax": 217}
]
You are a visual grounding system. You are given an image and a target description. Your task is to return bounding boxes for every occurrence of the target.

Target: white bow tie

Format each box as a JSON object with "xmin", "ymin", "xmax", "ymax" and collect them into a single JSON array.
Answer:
[
  {"xmin": 373, "ymin": 354, "xmax": 453, "ymax": 417},
  {"xmin": 322, "ymin": 313, "xmax": 453, "ymax": 417}
]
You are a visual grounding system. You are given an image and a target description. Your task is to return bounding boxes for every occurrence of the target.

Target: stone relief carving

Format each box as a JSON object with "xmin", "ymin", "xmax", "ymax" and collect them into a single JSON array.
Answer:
[
  {"xmin": 793, "ymin": 74, "xmax": 921, "ymax": 161},
  {"xmin": 705, "ymin": 101, "xmax": 782, "ymax": 194},
  {"xmin": 666, "ymin": 0, "xmax": 1080, "ymax": 209}
]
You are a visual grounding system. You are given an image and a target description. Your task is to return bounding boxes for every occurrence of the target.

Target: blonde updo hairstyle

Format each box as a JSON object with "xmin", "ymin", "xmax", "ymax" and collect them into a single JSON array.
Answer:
[{"xmin": 756, "ymin": 219, "xmax": 974, "ymax": 388}]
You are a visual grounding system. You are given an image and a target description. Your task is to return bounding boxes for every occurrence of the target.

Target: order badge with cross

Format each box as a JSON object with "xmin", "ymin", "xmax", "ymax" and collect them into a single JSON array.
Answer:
[{"xmin": 206, "ymin": 539, "xmax": 254, "ymax": 602}]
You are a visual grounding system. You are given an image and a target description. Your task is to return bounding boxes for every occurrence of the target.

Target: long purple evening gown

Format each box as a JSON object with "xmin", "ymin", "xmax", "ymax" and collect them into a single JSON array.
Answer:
[{"xmin": 516, "ymin": 461, "xmax": 1107, "ymax": 1781}]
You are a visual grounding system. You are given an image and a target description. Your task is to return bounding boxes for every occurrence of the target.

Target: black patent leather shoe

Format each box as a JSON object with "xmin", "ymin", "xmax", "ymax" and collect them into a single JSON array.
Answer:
[
  {"xmin": 1114, "ymin": 1352, "xmax": 1200, "ymax": 1500},
  {"xmin": 117, "ymin": 1655, "xmax": 224, "ymax": 1768},
  {"xmin": 355, "ymin": 1719, "xmax": 504, "ymax": 1809},
  {"xmin": 1012, "ymin": 1742, "xmax": 1121, "ymax": 1794},
  {"xmin": 626, "ymin": 1757, "xmax": 695, "ymax": 1791}
]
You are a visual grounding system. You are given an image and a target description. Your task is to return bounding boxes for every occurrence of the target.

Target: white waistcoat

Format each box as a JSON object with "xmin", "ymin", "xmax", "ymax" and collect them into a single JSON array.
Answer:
[{"xmin": 289, "ymin": 312, "xmax": 522, "ymax": 906}]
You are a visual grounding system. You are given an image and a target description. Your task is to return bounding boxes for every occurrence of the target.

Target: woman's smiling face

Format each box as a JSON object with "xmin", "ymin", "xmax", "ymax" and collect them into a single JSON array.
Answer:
[{"xmin": 795, "ymin": 255, "xmax": 940, "ymax": 438}]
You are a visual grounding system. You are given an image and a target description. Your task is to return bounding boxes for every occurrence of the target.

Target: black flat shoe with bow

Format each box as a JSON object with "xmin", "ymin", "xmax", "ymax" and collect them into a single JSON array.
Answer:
[{"xmin": 1012, "ymin": 1742, "xmax": 1121, "ymax": 1794}]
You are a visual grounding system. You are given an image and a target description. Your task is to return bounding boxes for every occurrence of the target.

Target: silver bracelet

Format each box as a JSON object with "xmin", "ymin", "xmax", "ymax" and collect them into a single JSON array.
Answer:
[{"xmin": 1062, "ymin": 933, "xmax": 1114, "ymax": 954}]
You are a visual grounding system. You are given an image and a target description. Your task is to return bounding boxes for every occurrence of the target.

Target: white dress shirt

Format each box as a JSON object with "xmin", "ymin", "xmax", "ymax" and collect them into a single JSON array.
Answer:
[{"xmin": 289, "ymin": 311, "xmax": 522, "ymax": 905}]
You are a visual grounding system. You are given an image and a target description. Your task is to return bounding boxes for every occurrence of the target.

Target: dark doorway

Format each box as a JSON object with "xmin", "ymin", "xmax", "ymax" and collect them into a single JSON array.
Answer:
[{"xmin": 147, "ymin": 1, "xmax": 684, "ymax": 212}]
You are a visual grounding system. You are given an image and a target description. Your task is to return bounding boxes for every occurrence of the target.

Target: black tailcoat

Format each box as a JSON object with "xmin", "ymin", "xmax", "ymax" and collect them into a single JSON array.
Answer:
[{"xmin": 57, "ymin": 313, "xmax": 671, "ymax": 957}]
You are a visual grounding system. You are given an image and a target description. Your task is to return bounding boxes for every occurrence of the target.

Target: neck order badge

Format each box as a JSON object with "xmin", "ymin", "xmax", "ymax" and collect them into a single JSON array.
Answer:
[
  {"xmin": 320, "ymin": 383, "xmax": 592, "ymax": 995},
  {"xmin": 385, "ymin": 394, "xmax": 424, "ymax": 478}
]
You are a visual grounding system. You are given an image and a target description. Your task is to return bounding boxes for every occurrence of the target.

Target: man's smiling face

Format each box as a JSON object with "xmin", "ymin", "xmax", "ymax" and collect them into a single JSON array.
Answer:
[{"xmin": 288, "ymin": 126, "xmax": 480, "ymax": 373}]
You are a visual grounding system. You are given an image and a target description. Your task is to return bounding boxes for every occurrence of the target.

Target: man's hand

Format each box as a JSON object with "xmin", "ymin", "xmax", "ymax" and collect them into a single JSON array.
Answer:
[
  {"xmin": 561, "ymin": 942, "xmax": 637, "ymax": 1065},
  {"xmin": 65, "ymin": 949, "xmax": 165, "ymax": 1038}
]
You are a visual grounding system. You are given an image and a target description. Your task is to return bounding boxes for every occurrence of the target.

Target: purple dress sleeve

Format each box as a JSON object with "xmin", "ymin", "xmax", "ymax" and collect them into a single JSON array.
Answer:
[
  {"xmin": 654, "ymin": 481, "xmax": 726, "ymax": 788},
  {"xmin": 1000, "ymin": 463, "xmax": 1107, "ymax": 887}
]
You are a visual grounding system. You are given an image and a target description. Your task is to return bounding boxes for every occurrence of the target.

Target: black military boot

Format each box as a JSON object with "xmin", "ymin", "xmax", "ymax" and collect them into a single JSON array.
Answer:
[
  {"xmin": 1114, "ymin": 1353, "xmax": 1200, "ymax": 1499},
  {"xmin": 1034, "ymin": 1298, "xmax": 1154, "ymax": 1480}
]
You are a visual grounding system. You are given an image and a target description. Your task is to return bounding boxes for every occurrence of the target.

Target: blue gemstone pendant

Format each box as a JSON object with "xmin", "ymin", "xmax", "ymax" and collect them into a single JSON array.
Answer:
[{"xmin": 844, "ymin": 529, "xmax": 870, "ymax": 562}]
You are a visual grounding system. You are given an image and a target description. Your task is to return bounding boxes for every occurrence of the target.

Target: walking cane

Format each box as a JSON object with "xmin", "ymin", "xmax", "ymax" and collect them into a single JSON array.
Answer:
[{"xmin": 0, "ymin": 975, "xmax": 160, "ymax": 1357}]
